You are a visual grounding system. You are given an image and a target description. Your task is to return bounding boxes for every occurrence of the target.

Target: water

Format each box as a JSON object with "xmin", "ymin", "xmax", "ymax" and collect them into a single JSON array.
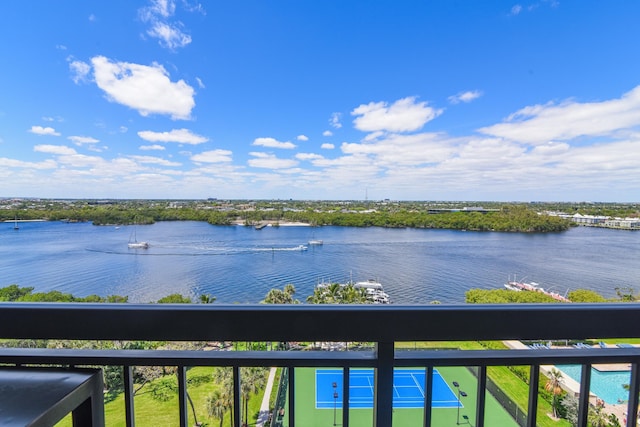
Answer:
[
  {"xmin": 0, "ymin": 221, "xmax": 637, "ymax": 304},
  {"xmin": 558, "ymin": 365, "xmax": 631, "ymax": 405}
]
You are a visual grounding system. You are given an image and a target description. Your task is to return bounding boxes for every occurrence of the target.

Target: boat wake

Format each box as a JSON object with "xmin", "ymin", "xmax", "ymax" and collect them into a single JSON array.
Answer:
[{"xmin": 86, "ymin": 244, "xmax": 309, "ymax": 256}]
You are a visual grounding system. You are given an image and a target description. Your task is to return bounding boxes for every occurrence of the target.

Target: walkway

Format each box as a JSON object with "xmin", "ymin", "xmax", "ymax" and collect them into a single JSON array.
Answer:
[{"xmin": 256, "ymin": 367, "xmax": 277, "ymax": 427}]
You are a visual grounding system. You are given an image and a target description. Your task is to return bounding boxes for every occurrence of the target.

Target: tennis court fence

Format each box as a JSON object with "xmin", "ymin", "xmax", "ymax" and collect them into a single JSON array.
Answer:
[{"xmin": 468, "ymin": 366, "xmax": 527, "ymax": 427}]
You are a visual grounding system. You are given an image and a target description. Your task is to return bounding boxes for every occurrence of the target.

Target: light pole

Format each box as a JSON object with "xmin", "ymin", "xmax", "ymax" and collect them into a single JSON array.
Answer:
[
  {"xmin": 333, "ymin": 382, "xmax": 338, "ymax": 426},
  {"xmin": 453, "ymin": 381, "xmax": 467, "ymax": 425}
]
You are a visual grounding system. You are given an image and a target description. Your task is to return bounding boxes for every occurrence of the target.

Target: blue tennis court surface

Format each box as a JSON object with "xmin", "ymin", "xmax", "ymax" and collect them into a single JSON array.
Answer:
[{"xmin": 315, "ymin": 368, "xmax": 461, "ymax": 409}]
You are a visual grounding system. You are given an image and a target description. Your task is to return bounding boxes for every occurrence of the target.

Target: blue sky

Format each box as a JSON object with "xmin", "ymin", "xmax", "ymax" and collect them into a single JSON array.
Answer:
[{"xmin": 1, "ymin": 1, "xmax": 639, "ymax": 201}]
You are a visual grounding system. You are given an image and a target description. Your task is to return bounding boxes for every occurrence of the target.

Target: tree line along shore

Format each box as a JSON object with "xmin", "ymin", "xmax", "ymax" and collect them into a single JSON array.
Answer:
[{"xmin": 0, "ymin": 199, "xmax": 607, "ymax": 232}]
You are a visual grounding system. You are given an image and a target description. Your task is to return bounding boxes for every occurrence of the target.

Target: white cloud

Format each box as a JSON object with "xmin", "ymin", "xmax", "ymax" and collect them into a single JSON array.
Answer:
[
  {"xmin": 296, "ymin": 135, "xmax": 309, "ymax": 141},
  {"xmin": 147, "ymin": 21, "xmax": 192, "ymax": 50},
  {"xmin": 139, "ymin": 144, "xmax": 166, "ymax": 151},
  {"xmin": 68, "ymin": 136, "xmax": 99, "ymax": 145},
  {"xmin": 510, "ymin": 4, "xmax": 523, "ymax": 15},
  {"xmin": 191, "ymin": 149, "xmax": 233, "ymax": 163},
  {"xmin": 363, "ymin": 131, "xmax": 384, "ymax": 142},
  {"xmin": 479, "ymin": 85, "xmax": 640, "ymax": 145},
  {"xmin": 138, "ymin": 128, "xmax": 208, "ymax": 144},
  {"xmin": 329, "ymin": 112, "xmax": 342, "ymax": 129},
  {"xmin": 69, "ymin": 60, "xmax": 91, "ymax": 84},
  {"xmin": 351, "ymin": 96, "xmax": 443, "ymax": 133},
  {"xmin": 295, "ymin": 153, "xmax": 324, "ymax": 161},
  {"xmin": 448, "ymin": 90, "xmax": 483, "ymax": 104},
  {"xmin": 0, "ymin": 158, "xmax": 57, "ymax": 169},
  {"xmin": 34, "ymin": 144, "xmax": 77, "ymax": 155},
  {"xmin": 252, "ymin": 137, "xmax": 296, "ymax": 149},
  {"xmin": 143, "ymin": 0, "xmax": 175, "ymax": 19},
  {"xmin": 322, "ymin": 130, "xmax": 333, "ymax": 137},
  {"xmin": 91, "ymin": 56, "xmax": 195, "ymax": 120},
  {"xmin": 29, "ymin": 126, "xmax": 61, "ymax": 136},
  {"xmin": 129, "ymin": 155, "xmax": 181, "ymax": 166},
  {"xmin": 321, "ymin": 143, "xmax": 335, "ymax": 149},
  {"xmin": 42, "ymin": 116, "xmax": 63, "ymax": 123},
  {"xmin": 196, "ymin": 77, "xmax": 205, "ymax": 89},
  {"xmin": 139, "ymin": 0, "xmax": 194, "ymax": 50},
  {"xmin": 248, "ymin": 152, "xmax": 298, "ymax": 169}
]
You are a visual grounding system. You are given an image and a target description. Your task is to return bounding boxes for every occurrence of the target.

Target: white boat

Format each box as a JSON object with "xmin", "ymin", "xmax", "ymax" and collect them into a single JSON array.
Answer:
[
  {"xmin": 503, "ymin": 276, "xmax": 570, "ymax": 302},
  {"xmin": 297, "ymin": 244, "xmax": 308, "ymax": 251},
  {"xmin": 128, "ymin": 241, "xmax": 149, "ymax": 249},
  {"xmin": 504, "ymin": 282, "xmax": 522, "ymax": 291},
  {"xmin": 308, "ymin": 231, "xmax": 323, "ymax": 245},
  {"xmin": 352, "ymin": 279, "xmax": 391, "ymax": 304},
  {"xmin": 128, "ymin": 221, "xmax": 149, "ymax": 249}
]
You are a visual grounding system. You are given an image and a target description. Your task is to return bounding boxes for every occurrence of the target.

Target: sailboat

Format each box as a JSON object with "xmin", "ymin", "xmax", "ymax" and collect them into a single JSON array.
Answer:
[
  {"xmin": 307, "ymin": 231, "xmax": 323, "ymax": 246},
  {"xmin": 128, "ymin": 220, "xmax": 149, "ymax": 249},
  {"xmin": 13, "ymin": 216, "xmax": 19, "ymax": 230}
]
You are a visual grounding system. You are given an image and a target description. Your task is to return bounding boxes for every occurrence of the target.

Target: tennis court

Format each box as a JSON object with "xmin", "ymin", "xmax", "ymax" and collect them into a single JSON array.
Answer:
[{"xmin": 315, "ymin": 368, "xmax": 460, "ymax": 409}]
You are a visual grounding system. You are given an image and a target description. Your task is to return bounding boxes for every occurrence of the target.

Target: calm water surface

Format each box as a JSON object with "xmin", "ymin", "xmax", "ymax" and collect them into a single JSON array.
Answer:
[{"xmin": 0, "ymin": 221, "xmax": 637, "ymax": 304}]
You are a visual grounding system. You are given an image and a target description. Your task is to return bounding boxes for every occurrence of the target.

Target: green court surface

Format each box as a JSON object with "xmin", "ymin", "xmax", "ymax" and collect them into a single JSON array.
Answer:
[{"xmin": 282, "ymin": 366, "xmax": 519, "ymax": 427}]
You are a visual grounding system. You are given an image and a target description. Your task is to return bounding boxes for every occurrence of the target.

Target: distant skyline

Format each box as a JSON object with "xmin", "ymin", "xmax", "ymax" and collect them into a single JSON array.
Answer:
[{"xmin": 1, "ymin": 1, "xmax": 639, "ymax": 202}]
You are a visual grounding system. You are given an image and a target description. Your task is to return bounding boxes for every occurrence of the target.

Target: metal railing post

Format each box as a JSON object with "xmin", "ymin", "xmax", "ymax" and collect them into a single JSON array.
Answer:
[
  {"xmin": 627, "ymin": 363, "xmax": 640, "ymax": 427},
  {"xmin": 342, "ymin": 366, "xmax": 350, "ymax": 427},
  {"xmin": 124, "ymin": 365, "xmax": 135, "ymax": 427},
  {"xmin": 233, "ymin": 366, "xmax": 241, "ymax": 427},
  {"xmin": 288, "ymin": 365, "xmax": 295, "ymax": 427},
  {"xmin": 526, "ymin": 365, "xmax": 539, "ymax": 427},
  {"xmin": 577, "ymin": 364, "xmax": 592, "ymax": 427},
  {"xmin": 475, "ymin": 365, "xmax": 487, "ymax": 427},
  {"xmin": 178, "ymin": 366, "xmax": 188, "ymax": 427},
  {"xmin": 423, "ymin": 366, "xmax": 433, "ymax": 427},
  {"xmin": 374, "ymin": 341, "xmax": 394, "ymax": 427}
]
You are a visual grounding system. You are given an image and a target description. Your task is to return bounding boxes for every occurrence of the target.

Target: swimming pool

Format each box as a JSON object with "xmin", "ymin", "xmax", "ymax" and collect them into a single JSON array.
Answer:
[{"xmin": 557, "ymin": 365, "xmax": 630, "ymax": 405}]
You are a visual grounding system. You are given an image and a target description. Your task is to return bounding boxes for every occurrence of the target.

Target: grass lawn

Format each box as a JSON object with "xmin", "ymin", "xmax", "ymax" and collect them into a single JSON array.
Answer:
[{"xmin": 55, "ymin": 366, "xmax": 267, "ymax": 427}]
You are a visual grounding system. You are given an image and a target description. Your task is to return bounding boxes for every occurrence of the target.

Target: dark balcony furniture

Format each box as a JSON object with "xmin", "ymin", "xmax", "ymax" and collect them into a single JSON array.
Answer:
[{"xmin": 0, "ymin": 366, "xmax": 104, "ymax": 427}]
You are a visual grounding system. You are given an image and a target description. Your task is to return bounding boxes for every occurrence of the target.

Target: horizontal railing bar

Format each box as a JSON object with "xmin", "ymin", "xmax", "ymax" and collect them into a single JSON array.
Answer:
[
  {"xmin": 395, "ymin": 348, "xmax": 640, "ymax": 366},
  {"xmin": 0, "ymin": 348, "xmax": 376, "ymax": 367},
  {"xmin": 3, "ymin": 303, "xmax": 640, "ymax": 341},
  {"xmin": 3, "ymin": 347, "xmax": 640, "ymax": 368}
]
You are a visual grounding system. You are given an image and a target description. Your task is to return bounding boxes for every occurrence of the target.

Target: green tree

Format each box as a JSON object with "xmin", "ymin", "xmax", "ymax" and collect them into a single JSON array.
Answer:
[
  {"xmin": 212, "ymin": 368, "xmax": 234, "ymax": 427},
  {"xmin": 199, "ymin": 293, "xmax": 216, "ymax": 304},
  {"xmin": 240, "ymin": 367, "xmax": 267, "ymax": 425},
  {"xmin": 206, "ymin": 389, "xmax": 230, "ymax": 427},
  {"xmin": 615, "ymin": 287, "xmax": 636, "ymax": 302},
  {"xmin": 0, "ymin": 284, "xmax": 34, "ymax": 301},
  {"xmin": 261, "ymin": 284, "xmax": 299, "ymax": 304},
  {"xmin": 157, "ymin": 293, "xmax": 192, "ymax": 303},
  {"xmin": 545, "ymin": 368, "xmax": 565, "ymax": 419},
  {"xmin": 568, "ymin": 289, "xmax": 606, "ymax": 303}
]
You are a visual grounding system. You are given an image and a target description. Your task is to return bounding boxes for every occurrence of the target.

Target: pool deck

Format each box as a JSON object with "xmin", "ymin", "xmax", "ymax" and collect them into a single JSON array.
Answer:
[{"xmin": 504, "ymin": 340, "xmax": 632, "ymax": 423}]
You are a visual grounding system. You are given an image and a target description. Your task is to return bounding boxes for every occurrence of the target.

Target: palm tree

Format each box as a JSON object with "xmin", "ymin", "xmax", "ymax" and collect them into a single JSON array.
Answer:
[
  {"xmin": 240, "ymin": 367, "xmax": 268, "ymax": 425},
  {"xmin": 212, "ymin": 368, "xmax": 234, "ymax": 426},
  {"xmin": 206, "ymin": 389, "xmax": 230, "ymax": 427},
  {"xmin": 545, "ymin": 368, "xmax": 564, "ymax": 418},
  {"xmin": 199, "ymin": 293, "xmax": 216, "ymax": 304},
  {"xmin": 261, "ymin": 284, "xmax": 299, "ymax": 304}
]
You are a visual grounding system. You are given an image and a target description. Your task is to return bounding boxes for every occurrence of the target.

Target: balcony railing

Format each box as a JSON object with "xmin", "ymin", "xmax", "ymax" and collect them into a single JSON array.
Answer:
[{"xmin": 2, "ymin": 303, "xmax": 640, "ymax": 427}]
